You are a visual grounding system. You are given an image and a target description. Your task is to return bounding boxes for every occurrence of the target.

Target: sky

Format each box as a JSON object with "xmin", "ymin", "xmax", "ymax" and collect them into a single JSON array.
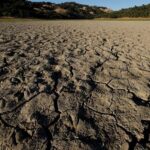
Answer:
[{"xmin": 31, "ymin": 0, "xmax": 150, "ymax": 10}]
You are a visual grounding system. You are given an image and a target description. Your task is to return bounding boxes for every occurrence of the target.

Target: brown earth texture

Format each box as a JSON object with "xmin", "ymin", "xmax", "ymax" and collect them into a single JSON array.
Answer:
[{"xmin": 0, "ymin": 21, "xmax": 150, "ymax": 150}]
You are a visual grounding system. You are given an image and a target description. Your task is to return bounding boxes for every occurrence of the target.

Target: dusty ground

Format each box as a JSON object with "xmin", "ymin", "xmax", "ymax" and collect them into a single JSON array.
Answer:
[{"xmin": 0, "ymin": 21, "xmax": 150, "ymax": 150}]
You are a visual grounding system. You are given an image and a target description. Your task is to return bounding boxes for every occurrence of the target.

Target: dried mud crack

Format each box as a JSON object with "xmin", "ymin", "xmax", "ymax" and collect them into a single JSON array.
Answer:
[{"xmin": 0, "ymin": 21, "xmax": 150, "ymax": 150}]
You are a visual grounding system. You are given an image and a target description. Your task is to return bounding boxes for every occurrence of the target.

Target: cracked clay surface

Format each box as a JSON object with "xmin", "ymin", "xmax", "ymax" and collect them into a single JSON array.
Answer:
[{"xmin": 0, "ymin": 21, "xmax": 150, "ymax": 150}]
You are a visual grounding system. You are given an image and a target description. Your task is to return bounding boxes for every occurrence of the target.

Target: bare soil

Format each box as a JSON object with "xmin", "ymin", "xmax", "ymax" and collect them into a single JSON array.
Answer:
[{"xmin": 0, "ymin": 21, "xmax": 150, "ymax": 150}]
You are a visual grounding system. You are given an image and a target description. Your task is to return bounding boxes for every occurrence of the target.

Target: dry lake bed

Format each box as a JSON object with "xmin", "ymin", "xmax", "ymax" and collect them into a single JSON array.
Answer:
[{"xmin": 0, "ymin": 21, "xmax": 150, "ymax": 150}]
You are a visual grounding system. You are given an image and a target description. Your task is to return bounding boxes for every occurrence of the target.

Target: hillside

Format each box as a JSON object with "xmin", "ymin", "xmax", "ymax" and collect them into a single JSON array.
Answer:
[
  {"xmin": 109, "ymin": 4, "xmax": 150, "ymax": 18},
  {"xmin": 0, "ymin": 1, "xmax": 150, "ymax": 19},
  {"xmin": 0, "ymin": 1, "xmax": 110, "ymax": 19}
]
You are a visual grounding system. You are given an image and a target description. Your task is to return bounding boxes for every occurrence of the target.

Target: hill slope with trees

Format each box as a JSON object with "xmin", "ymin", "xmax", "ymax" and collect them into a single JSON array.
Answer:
[
  {"xmin": 0, "ymin": 1, "xmax": 110, "ymax": 19},
  {"xmin": 0, "ymin": 0, "xmax": 150, "ymax": 19},
  {"xmin": 109, "ymin": 4, "xmax": 150, "ymax": 18}
]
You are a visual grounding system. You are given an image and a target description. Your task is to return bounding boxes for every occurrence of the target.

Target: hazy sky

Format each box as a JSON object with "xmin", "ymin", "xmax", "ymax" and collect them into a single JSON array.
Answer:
[{"xmin": 31, "ymin": 0, "xmax": 150, "ymax": 10}]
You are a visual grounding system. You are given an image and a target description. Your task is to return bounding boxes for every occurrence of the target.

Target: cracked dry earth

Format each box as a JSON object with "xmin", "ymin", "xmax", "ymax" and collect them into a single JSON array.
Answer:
[{"xmin": 0, "ymin": 21, "xmax": 150, "ymax": 150}]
